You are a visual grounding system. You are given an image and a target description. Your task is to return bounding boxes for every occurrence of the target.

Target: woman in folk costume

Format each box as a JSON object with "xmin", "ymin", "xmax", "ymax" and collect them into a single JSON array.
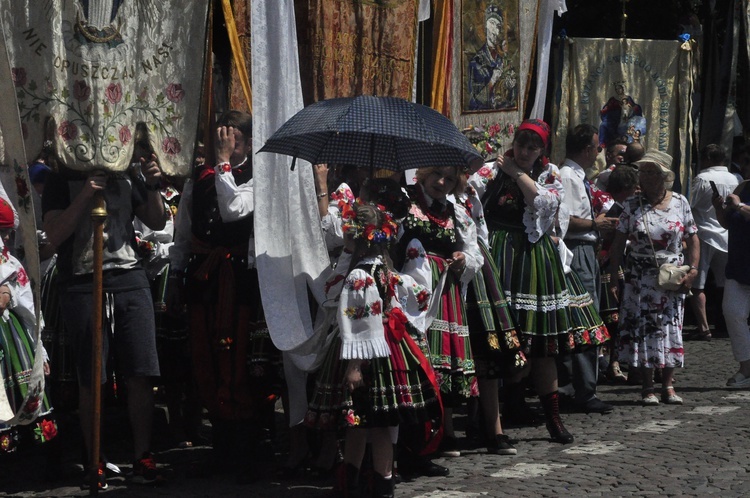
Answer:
[
  {"xmin": 169, "ymin": 111, "xmax": 280, "ymax": 476},
  {"xmin": 306, "ymin": 202, "xmax": 440, "ymax": 498},
  {"xmin": 0, "ymin": 203, "xmax": 57, "ymax": 454},
  {"xmin": 468, "ymin": 119, "xmax": 578, "ymax": 444},
  {"xmin": 397, "ymin": 165, "xmax": 483, "ymax": 457},
  {"xmin": 458, "ymin": 183, "xmax": 525, "ymax": 455}
]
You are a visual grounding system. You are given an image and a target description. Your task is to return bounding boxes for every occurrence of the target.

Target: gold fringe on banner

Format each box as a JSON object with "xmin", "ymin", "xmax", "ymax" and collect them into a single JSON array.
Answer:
[
  {"xmin": 430, "ymin": 0, "xmax": 453, "ymax": 115},
  {"xmin": 201, "ymin": 4, "xmax": 216, "ymax": 168},
  {"xmin": 221, "ymin": 0, "xmax": 253, "ymax": 114}
]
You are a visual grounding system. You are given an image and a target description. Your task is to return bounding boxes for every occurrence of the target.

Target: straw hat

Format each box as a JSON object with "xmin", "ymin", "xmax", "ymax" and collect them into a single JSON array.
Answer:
[{"xmin": 634, "ymin": 150, "xmax": 675, "ymax": 185}]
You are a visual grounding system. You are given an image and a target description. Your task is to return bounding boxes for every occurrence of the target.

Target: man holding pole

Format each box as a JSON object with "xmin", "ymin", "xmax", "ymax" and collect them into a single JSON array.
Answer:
[{"xmin": 43, "ymin": 152, "xmax": 168, "ymax": 489}]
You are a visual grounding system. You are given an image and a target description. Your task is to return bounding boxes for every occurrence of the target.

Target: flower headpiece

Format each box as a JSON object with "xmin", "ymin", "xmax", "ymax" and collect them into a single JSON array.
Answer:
[{"xmin": 341, "ymin": 201, "xmax": 399, "ymax": 247}]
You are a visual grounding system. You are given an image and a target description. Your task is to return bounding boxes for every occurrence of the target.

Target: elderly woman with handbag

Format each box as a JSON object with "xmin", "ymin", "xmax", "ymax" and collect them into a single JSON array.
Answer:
[{"xmin": 608, "ymin": 151, "xmax": 699, "ymax": 405}]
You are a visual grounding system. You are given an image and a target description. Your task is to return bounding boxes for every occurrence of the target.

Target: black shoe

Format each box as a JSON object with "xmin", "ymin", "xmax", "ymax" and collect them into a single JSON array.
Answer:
[
  {"xmin": 578, "ymin": 398, "xmax": 614, "ymax": 415},
  {"xmin": 399, "ymin": 455, "xmax": 449, "ymax": 477},
  {"xmin": 546, "ymin": 420, "xmax": 574, "ymax": 444},
  {"xmin": 487, "ymin": 434, "xmax": 517, "ymax": 455}
]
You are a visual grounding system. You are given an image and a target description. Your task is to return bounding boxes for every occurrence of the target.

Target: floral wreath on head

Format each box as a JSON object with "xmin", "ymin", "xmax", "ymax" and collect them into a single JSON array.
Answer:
[{"xmin": 341, "ymin": 201, "xmax": 399, "ymax": 247}]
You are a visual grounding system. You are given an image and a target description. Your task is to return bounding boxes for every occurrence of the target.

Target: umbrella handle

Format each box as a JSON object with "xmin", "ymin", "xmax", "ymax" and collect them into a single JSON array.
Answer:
[{"xmin": 291, "ymin": 156, "xmax": 296, "ymax": 171}]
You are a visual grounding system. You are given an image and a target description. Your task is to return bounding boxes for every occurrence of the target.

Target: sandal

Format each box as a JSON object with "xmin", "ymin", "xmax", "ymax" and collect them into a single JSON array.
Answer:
[
  {"xmin": 607, "ymin": 363, "xmax": 627, "ymax": 383},
  {"xmin": 661, "ymin": 387, "xmax": 683, "ymax": 405},
  {"xmin": 641, "ymin": 388, "xmax": 659, "ymax": 406}
]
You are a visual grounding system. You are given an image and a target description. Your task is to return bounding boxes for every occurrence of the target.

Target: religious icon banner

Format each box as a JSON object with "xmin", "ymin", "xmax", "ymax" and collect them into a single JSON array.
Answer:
[
  {"xmin": 0, "ymin": 1, "xmax": 209, "ymax": 176},
  {"xmin": 298, "ymin": 0, "xmax": 420, "ymax": 102},
  {"xmin": 553, "ymin": 37, "xmax": 694, "ymax": 192},
  {"xmin": 449, "ymin": 0, "xmax": 539, "ymax": 156}
]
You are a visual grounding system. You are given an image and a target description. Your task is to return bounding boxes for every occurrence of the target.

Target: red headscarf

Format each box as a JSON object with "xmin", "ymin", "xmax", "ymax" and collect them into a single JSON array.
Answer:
[
  {"xmin": 504, "ymin": 119, "xmax": 552, "ymax": 166},
  {"xmin": 517, "ymin": 119, "xmax": 551, "ymax": 149},
  {"xmin": 0, "ymin": 199, "xmax": 14, "ymax": 229}
]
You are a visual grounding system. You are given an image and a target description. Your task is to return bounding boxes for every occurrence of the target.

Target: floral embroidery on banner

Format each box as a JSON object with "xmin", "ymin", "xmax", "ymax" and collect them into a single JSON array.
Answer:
[{"xmin": 14, "ymin": 69, "xmax": 185, "ymax": 166}]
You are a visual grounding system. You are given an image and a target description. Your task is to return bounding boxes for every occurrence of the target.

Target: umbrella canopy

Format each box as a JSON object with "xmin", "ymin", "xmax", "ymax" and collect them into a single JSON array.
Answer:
[{"xmin": 259, "ymin": 95, "xmax": 484, "ymax": 172}]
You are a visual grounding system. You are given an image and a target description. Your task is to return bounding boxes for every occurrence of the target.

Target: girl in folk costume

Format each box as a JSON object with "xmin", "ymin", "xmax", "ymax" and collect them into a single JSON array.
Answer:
[
  {"xmin": 398, "ymin": 165, "xmax": 483, "ymax": 457},
  {"xmin": 306, "ymin": 202, "xmax": 440, "ymax": 498},
  {"xmin": 469, "ymin": 119, "xmax": 579, "ymax": 444},
  {"xmin": 0, "ymin": 202, "xmax": 58, "ymax": 454}
]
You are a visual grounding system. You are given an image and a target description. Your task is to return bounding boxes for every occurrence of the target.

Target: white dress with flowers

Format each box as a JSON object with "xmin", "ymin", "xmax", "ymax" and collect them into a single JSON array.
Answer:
[
  {"xmin": 617, "ymin": 193, "xmax": 697, "ymax": 368},
  {"xmin": 305, "ymin": 255, "xmax": 441, "ymax": 429}
]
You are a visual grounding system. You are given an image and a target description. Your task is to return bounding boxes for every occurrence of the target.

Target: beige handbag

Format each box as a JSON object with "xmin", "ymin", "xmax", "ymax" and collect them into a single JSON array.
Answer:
[
  {"xmin": 640, "ymin": 196, "xmax": 690, "ymax": 292},
  {"xmin": 657, "ymin": 264, "xmax": 690, "ymax": 291}
]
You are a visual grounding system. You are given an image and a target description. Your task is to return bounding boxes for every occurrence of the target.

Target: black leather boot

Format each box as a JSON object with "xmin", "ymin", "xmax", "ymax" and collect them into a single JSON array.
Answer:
[
  {"xmin": 540, "ymin": 391, "xmax": 574, "ymax": 444},
  {"xmin": 372, "ymin": 473, "xmax": 395, "ymax": 498},
  {"xmin": 345, "ymin": 463, "xmax": 361, "ymax": 498}
]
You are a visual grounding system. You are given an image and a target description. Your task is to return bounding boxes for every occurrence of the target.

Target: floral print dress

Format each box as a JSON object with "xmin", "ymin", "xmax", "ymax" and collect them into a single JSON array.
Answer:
[{"xmin": 617, "ymin": 193, "xmax": 698, "ymax": 368}]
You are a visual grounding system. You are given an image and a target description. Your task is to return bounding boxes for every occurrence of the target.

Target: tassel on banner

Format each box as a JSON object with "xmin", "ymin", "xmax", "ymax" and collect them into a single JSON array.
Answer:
[{"xmin": 221, "ymin": 0, "xmax": 253, "ymax": 114}]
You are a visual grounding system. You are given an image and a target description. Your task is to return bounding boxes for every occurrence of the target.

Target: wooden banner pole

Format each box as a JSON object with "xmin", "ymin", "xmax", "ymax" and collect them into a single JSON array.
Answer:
[{"xmin": 88, "ymin": 191, "xmax": 107, "ymax": 495}]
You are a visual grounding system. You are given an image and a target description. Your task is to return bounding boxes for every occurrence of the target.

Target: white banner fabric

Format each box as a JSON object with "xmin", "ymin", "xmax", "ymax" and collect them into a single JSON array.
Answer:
[
  {"xmin": 252, "ymin": 0, "xmax": 330, "ymax": 354},
  {"xmin": 1, "ymin": 1, "xmax": 208, "ymax": 176}
]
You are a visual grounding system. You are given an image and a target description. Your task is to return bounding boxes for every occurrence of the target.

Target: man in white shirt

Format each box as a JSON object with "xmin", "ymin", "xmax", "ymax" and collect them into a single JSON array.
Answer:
[
  {"xmin": 558, "ymin": 124, "xmax": 617, "ymax": 415},
  {"xmin": 688, "ymin": 144, "xmax": 739, "ymax": 340}
]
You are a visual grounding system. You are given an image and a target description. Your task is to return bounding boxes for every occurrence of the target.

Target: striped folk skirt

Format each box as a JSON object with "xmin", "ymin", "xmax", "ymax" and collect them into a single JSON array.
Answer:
[
  {"xmin": 566, "ymin": 270, "xmax": 610, "ymax": 348},
  {"xmin": 425, "ymin": 254, "xmax": 475, "ymax": 404},
  {"xmin": 0, "ymin": 311, "xmax": 57, "ymax": 453},
  {"xmin": 465, "ymin": 239, "xmax": 527, "ymax": 379},
  {"xmin": 305, "ymin": 308, "xmax": 441, "ymax": 430},
  {"xmin": 488, "ymin": 229, "xmax": 575, "ymax": 357}
]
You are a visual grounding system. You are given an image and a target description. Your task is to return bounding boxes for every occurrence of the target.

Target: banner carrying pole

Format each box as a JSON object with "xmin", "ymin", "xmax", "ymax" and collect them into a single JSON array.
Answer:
[{"xmin": 88, "ymin": 192, "xmax": 107, "ymax": 496}]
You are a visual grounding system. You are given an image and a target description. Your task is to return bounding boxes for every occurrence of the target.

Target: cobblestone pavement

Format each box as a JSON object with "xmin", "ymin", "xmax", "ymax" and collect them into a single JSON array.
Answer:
[{"xmin": 2, "ymin": 336, "xmax": 750, "ymax": 497}]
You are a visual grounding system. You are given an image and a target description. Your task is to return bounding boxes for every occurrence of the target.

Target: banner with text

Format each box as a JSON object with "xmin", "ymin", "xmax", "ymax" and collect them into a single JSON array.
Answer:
[
  {"xmin": 0, "ymin": 1, "xmax": 208, "ymax": 175},
  {"xmin": 554, "ymin": 37, "xmax": 693, "ymax": 191}
]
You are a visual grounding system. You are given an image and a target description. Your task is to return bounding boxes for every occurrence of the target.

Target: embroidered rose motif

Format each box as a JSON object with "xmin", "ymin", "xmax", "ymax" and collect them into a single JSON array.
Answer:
[
  {"xmin": 16, "ymin": 268, "xmax": 28, "ymax": 287},
  {"xmin": 11, "ymin": 67, "xmax": 26, "ymax": 87},
  {"xmin": 119, "ymin": 126, "xmax": 132, "ymax": 145},
  {"xmin": 58, "ymin": 121, "xmax": 78, "ymax": 141},
  {"xmin": 38, "ymin": 419, "xmax": 57, "ymax": 442},
  {"xmin": 351, "ymin": 278, "xmax": 367, "ymax": 291},
  {"xmin": 406, "ymin": 247, "xmax": 421, "ymax": 260},
  {"xmin": 166, "ymin": 83, "xmax": 185, "ymax": 103},
  {"xmin": 15, "ymin": 176, "xmax": 28, "ymax": 199},
  {"xmin": 343, "ymin": 409, "xmax": 361, "ymax": 427},
  {"xmin": 0, "ymin": 433, "xmax": 14, "ymax": 452},
  {"xmin": 73, "ymin": 80, "xmax": 91, "ymax": 101},
  {"xmin": 370, "ymin": 301, "xmax": 382, "ymax": 315},
  {"xmin": 477, "ymin": 166, "xmax": 492, "ymax": 178},
  {"xmin": 105, "ymin": 82, "xmax": 123, "ymax": 104},
  {"xmin": 409, "ymin": 203, "xmax": 430, "ymax": 222},
  {"xmin": 23, "ymin": 395, "xmax": 40, "ymax": 414},
  {"xmin": 162, "ymin": 137, "xmax": 181, "ymax": 155}
]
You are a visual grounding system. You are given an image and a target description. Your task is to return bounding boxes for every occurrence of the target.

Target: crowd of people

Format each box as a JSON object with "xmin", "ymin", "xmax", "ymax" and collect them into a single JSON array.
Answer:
[{"xmin": 1, "ymin": 110, "xmax": 750, "ymax": 498}]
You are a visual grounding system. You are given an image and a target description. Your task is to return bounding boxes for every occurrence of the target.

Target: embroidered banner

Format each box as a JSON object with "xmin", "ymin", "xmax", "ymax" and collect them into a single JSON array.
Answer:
[
  {"xmin": 0, "ymin": 19, "xmax": 44, "ymax": 426},
  {"xmin": 0, "ymin": 1, "xmax": 209, "ymax": 175},
  {"xmin": 299, "ymin": 0, "xmax": 420, "ymax": 102},
  {"xmin": 553, "ymin": 37, "xmax": 694, "ymax": 192},
  {"xmin": 449, "ymin": 1, "xmax": 539, "ymax": 154}
]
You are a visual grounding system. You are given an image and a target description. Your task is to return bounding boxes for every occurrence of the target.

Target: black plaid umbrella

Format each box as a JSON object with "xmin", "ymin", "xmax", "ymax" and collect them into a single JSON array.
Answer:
[{"xmin": 259, "ymin": 95, "xmax": 483, "ymax": 172}]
